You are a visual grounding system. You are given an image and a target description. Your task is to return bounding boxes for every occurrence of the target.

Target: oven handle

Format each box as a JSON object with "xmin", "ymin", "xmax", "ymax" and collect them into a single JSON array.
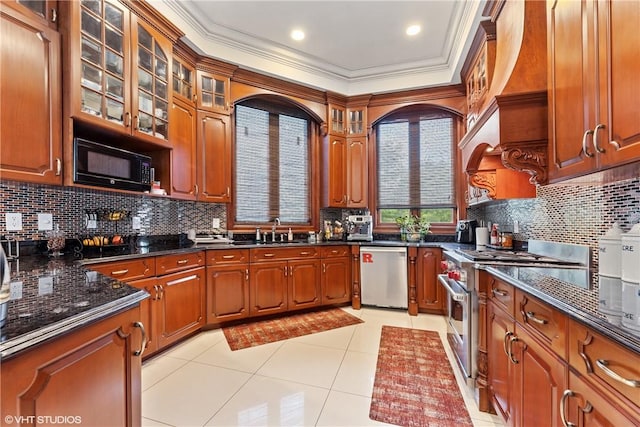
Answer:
[{"xmin": 438, "ymin": 274, "xmax": 466, "ymax": 301}]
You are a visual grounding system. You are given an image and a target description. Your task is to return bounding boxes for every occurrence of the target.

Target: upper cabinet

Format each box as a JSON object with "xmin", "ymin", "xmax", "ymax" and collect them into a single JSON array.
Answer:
[
  {"xmin": 1, "ymin": 3, "xmax": 62, "ymax": 185},
  {"xmin": 196, "ymin": 71, "xmax": 230, "ymax": 113},
  {"xmin": 547, "ymin": 0, "xmax": 640, "ymax": 183},
  {"xmin": 4, "ymin": 0, "xmax": 58, "ymax": 29},
  {"xmin": 464, "ymin": 21, "xmax": 496, "ymax": 130},
  {"xmin": 61, "ymin": 0, "xmax": 177, "ymax": 147}
]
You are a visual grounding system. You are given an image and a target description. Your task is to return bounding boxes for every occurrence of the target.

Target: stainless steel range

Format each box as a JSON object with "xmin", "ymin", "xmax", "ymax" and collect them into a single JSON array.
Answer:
[{"xmin": 439, "ymin": 240, "xmax": 591, "ymax": 388}]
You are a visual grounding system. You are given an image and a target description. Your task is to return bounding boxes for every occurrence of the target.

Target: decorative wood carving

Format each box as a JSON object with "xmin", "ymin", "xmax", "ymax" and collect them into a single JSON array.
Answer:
[
  {"xmin": 502, "ymin": 141, "xmax": 548, "ymax": 185},
  {"xmin": 469, "ymin": 172, "xmax": 497, "ymax": 198},
  {"xmin": 576, "ymin": 330, "xmax": 595, "ymax": 373}
]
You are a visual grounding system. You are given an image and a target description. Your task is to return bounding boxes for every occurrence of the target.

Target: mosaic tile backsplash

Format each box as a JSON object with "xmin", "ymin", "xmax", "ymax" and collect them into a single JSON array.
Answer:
[{"xmin": 468, "ymin": 176, "xmax": 640, "ymax": 316}]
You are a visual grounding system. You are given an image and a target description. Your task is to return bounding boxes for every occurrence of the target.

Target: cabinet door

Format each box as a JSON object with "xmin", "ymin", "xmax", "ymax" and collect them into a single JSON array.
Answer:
[
  {"xmin": 346, "ymin": 137, "xmax": 367, "ymax": 207},
  {"xmin": 347, "ymin": 107, "xmax": 366, "ymax": 136},
  {"xmin": 547, "ymin": 0, "xmax": 597, "ymax": 181},
  {"xmin": 329, "ymin": 104, "xmax": 346, "ymax": 135},
  {"xmin": 488, "ymin": 302, "xmax": 515, "ymax": 426},
  {"xmin": 416, "ymin": 248, "xmax": 444, "ymax": 313},
  {"xmin": 288, "ymin": 259, "xmax": 321, "ymax": 310},
  {"xmin": 326, "ymin": 136, "xmax": 347, "ymax": 207},
  {"xmin": 129, "ymin": 277, "xmax": 159, "ymax": 355},
  {"xmin": 249, "ymin": 261, "xmax": 288, "ymax": 316},
  {"xmin": 196, "ymin": 111, "xmax": 232, "ymax": 202},
  {"xmin": 1, "ymin": 4, "xmax": 62, "ymax": 185},
  {"xmin": 565, "ymin": 371, "xmax": 640, "ymax": 427},
  {"xmin": 156, "ymin": 267, "xmax": 205, "ymax": 349},
  {"xmin": 322, "ymin": 257, "xmax": 351, "ymax": 304},
  {"xmin": 6, "ymin": 0, "xmax": 58, "ymax": 28},
  {"xmin": 169, "ymin": 98, "xmax": 197, "ymax": 199},
  {"xmin": 0, "ymin": 307, "xmax": 143, "ymax": 427},
  {"xmin": 196, "ymin": 70, "xmax": 230, "ymax": 113},
  {"xmin": 207, "ymin": 264, "xmax": 250, "ymax": 323},
  {"xmin": 596, "ymin": 0, "xmax": 640, "ymax": 167},
  {"xmin": 512, "ymin": 324, "xmax": 567, "ymax": 427}
]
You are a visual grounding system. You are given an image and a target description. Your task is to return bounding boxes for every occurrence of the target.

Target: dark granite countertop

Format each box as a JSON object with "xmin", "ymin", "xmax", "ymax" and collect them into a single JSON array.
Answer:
[
  {"xmin": 0, "ymin": 255, "xmax": 148, "ymax": 360},
  {"xmin": 484, "ymin": 265, "xmax": 640, "ymax": 354}
]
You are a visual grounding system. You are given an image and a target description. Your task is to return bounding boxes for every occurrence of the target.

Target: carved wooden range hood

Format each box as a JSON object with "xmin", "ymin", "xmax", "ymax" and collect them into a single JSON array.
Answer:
[{"xmin": 459, "ymin": 0, "xmax": 548, "ymax": 204}]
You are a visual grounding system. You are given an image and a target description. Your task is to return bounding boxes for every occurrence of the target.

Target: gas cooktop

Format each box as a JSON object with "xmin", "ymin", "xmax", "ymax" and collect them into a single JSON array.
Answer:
[{"xmin": 455, "ymin": 249, "xmax": 577, "ymax": 264}]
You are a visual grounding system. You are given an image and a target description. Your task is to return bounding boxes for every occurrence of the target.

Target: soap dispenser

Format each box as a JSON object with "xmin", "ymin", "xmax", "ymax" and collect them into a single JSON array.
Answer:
[{"xmin": 288, "ymin": 228, "xmax": 293, "ymax": 242}]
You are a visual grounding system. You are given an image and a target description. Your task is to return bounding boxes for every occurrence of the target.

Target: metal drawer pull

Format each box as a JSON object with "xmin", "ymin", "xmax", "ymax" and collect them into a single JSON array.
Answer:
[
  {"xmin": 111, "ymin": 269, "xmax": 129, "ymax": 276},
  {"xmin": 300, "ymin": 251, "xmax": 310, "ymax": 255},
  {"xmin": 596, "ymin": 359, "xmax": 640, "ymax": 388},
  {"xmin": 133, "ymin": 321, "xmax": 147, "ymax": 357},
  {"xmin": 492, "ymin": 288, "xmax": 508, "ymax": 297},
  {"xmin": 560, "ymin": 390, "xmax": 576, "ymax": 427},
  {"xmin": 582, "ymin": 129, "xmax": 595, "ymax": 157},
  {"xmin": 176, "ymin": 259, "xmax": 189, "ymax": 265},
  {"xmin": 503, "ymin": 331, "xmax": 514, "ymax": 357},
  {"xmin": 222, "ymin": 255, "xmax": 235, "ymax": 259},
  {"xmin": 508, "ymin": 336, "xmax": 519, "ymax": 364},
  {"xmin": 592, "ymin": 124, "xmax": 606, "ymax": 153},
  {"xmin": 525, "ymin": 311, "xmax": 549, "ymax": 325},
  {"xmin": 245, "ymin": 269, "xmax": 249, "ymax": 281},
  {"xmin": 263, "ymin": 253, "xmax": 275, "ymax": 257}
]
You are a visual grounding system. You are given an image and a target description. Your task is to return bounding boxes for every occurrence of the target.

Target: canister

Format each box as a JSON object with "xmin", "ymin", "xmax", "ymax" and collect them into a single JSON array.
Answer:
[
  {"xmin": 621, "ymin": 223, "xmax": 640, "ymax": 283},
  {"xmin": 598, "ymin": 222, "xmax": 622, "ymax": 277},
  {"xmin": 621, "ymin": 280, "xmax": 640, "ymax": 336},
  {"xmin": 598, "ymin": 274, "xmax": 622, "ymax": 325}
]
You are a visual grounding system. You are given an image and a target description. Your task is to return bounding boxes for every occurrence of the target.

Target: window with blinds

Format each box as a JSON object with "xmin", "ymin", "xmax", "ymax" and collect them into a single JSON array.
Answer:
[
  {"xmin": 234, "ymin": 101, "xmax": 311, "ymax": 225},
  {"xmin": 376, "ymin": 112, "xmax": 456, "ymax": 224}
]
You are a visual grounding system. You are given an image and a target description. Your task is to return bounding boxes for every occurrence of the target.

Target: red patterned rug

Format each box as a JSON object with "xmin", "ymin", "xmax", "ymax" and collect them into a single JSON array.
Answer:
[
  {"xmin": 222, "ymin": 308, "xmax": 363, "ymax": 351},
  {"xmin": 369, "ymin": 326, "xmax": 473, "ymax": 427}
]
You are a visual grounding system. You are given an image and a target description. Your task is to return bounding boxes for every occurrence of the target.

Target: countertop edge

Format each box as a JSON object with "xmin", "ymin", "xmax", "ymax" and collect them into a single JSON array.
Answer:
[
  {"xmin": 0, "ymin": 289, "xmax": 149, "ymax": 360},
  {"xmin": 483, "ymin": 265, "xmax": 640, "ymax": 354}
]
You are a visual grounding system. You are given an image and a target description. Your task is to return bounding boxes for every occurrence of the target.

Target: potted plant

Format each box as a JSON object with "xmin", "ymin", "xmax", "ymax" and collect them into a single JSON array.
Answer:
[{"xmin": 395, "ymin": 214, "xmax": 431, "ymax": 242}]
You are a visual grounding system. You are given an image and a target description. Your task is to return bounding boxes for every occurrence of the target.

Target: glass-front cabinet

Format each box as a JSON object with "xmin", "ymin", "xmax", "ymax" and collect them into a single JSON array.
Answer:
[
  {"xmin": 172, "ymin": 57, "xmax": 194, "ymax": 103},
  {"xmin": 329, "ymin": 104, "xmax": 346, "ymax": 135},
  {"xmin": 7, "ymin": 0, "xmax": 58, "ymax": 28},
  {"xmin": 196, "ymin": 71, "xmax": 230, "ymax": 113},
  {"xmin": 66, "ymin": 0, "xmax": 172, "ymax": 146},
  {"xmin": 347, "ymin": 107, "xmax": 365, "ymax": 135}
]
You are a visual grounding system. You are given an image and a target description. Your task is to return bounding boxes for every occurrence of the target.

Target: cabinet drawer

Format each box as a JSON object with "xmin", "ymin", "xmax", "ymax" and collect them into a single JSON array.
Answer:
[
  {"xmin": 251, "ymin": 246, "xmax": 319, "ymax": 262},
  {"xmin": 516, "ymin": 290, "xmax": 567, "ymax": 359},
  {"xmin": 569, "ymin": 319, "xmax": 640, "ymax": 408},
  {"xmin": 488, "ymin": 276, "xmax": 515, "ymax": 316},
  {"xmin": 156, "ymin": 251, "xmax": 203, "ymax": 275},
  {"xmin": 320, "ymin": 246, "xmax": 350, "ymax": 258},
  {"xmin": 206, "ymin": 249, "xmax": 249, "ymax": 266},
  {"xmin": 90, "ymin": 257, "xmax": 156, "ymax": 282}
]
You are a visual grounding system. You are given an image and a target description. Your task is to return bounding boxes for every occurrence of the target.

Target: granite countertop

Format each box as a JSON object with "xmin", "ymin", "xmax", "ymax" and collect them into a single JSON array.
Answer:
[
  {"xmin": 0, "ymin": 255, "xmax": 147, "ymax": 360},
  {"xmin": 484, "ymin": 265, "xmax": 640, "ymax": 354}
]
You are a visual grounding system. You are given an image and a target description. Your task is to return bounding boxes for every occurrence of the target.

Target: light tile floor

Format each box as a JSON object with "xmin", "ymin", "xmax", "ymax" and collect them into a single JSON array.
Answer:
[{"xmin": 142, "ymin": 307, "xmax": 505, "ymax": 427}]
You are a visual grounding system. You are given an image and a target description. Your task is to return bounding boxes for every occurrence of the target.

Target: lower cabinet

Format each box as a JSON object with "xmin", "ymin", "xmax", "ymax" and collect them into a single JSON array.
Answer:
[
  {"xmin": 287, "ymin": 259, "xmax": 322, "ymax": 310},
  {"xmin": 321, "ymin": 246, "xmax": 351, "ymax": 305},
  {"xmin": 1, "ymin": 306, "xmax": 145, "ymax": 427},
  {"xmin": 207, "ymin": 264, "xmax": 250, "ymax": 323},
  {"xmin": 248, "ymin": 261, "xmax": 292, "ymax": 316},
  {"xmin": 416, "ymin": 247, "xmax": 444, "ymax": 314}
]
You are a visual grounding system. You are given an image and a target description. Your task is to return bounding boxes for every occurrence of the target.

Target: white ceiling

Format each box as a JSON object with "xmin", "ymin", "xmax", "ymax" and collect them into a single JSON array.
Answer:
[{"xmin": 150, "ymin": 0, "xmax": 487, "ymax": 96}]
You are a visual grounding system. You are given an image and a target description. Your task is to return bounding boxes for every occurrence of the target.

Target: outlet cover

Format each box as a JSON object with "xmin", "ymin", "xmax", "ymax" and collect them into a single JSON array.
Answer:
[
  {"xmin": 5, "ymin": 212, "xmax": 23, "ymax": 231},
  {"xmin": 132, "ymin": 216, "xmax": 141, "ymax": 230},
  {"xmin": 38, "ymin": 213, "xmax": 53, "ymax": 230},
  {"xmin": 212, "ymin": 218, "xmax": 221, "ymax": 229}
]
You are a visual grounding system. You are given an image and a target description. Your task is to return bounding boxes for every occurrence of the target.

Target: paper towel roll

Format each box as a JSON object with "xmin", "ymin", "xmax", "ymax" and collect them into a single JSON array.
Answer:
[{"xmin": 476, "ymin": 227, "xmax": 489, "ymax": 250}]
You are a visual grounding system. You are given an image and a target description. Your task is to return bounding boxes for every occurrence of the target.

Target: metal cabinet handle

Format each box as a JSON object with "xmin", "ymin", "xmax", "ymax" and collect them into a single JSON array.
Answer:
[
  {"xmin": 492, "ymin": 288, "xmax": 508, "ymax": 297},
  {"xmin": 508, "ymin": 336, "xmax": 520, "ymax": 364},
  {"xmin": 596, "ymin": 359, "xmax": 640, "ymax": 388},
  {"xmin": 124, "ymin": 112, "xmax": 131, "ymax": 127},
  {"xmin": 592, "ymin": 124, "xmax": 606, "ymax": 153},
  {"xmin": 263, "ymin": 253, "xmax": 275, "ymax": 258},
  {"xmin": 111, "ymin": 269, "xmax": 129, "ymax": 276},
  {"xmin": 284, "ymin": 266, "xmax": 288, "ymax": 277},
  {"xmin": 245, "ymin": 269, "xmax": 249, "ymax": 281},
  {"xmin": 323, "ymin": 263, "xmax": 326, "ymax": 273},
  {"xmin": 300, "ymin": 251, "xmax": 310, "ymax": 255},
  {"xmin": 503, "ymin": 331, "xmax": 514, "ymax": 357},
  {"xmin": 135, "ymin": 115, "xmax": 140, "ymax": 130},
  {"xmin": 194, "ymin": 184, "xmax": 199, "ymax": 196},
  {"xmin": 157, "ymin": 285, "xmax": 164, "ymax": 300},
  {"xmin": 560, "ymin": 390, "xmax": 576, "ymax": 427},
  {"xmin": 582, "ymin": 129, "xmax": 595, "ymax": 157},
  {"xmin": 222, "ymin": 255, "xmax": 235, "ymax": 259},
  {"xmin": 525, "ymin": 311, "xmax": 549, "ymax": 325},
  {"xmin": 133, "ymin": 321, "xmax": 147, "ymax": 357},
  {"xmin": 176, "ymin": 259, "xmax": 189, "ymax": 265},
  {"xmin": 55, "ymin": 158, "xmax": 62, "ymax": 175},
  {"xmin": 51, "ymin": 8, "xmax": 57, "ymax": 23}
]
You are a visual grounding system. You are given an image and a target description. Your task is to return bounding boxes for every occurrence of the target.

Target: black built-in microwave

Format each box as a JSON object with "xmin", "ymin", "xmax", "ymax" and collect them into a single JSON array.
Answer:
[{"xmin": 73, "ymin": 138, "xmax": 152, "ymax": 192}]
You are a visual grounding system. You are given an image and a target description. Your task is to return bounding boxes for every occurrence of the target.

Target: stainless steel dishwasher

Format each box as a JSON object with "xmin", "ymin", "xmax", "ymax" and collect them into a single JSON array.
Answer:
[{"xmin": 360, "ymin": 246, "xmax": 408, "ymax": 309}]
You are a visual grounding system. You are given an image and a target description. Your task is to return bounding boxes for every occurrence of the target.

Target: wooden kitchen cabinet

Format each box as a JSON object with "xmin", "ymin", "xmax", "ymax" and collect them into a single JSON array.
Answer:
[
  {"xmin": 249, "ymin": 261, "xmax": 289, "ymax": 316},
  {"xmin": 287, "ymin": 259, "xmax": 322, "ymax": 310},
  {"xmin": 1, "ymin": 4, "xmax": 62, "ymax": 185},
  {"xmin": 4, "ymin": 0, "xmax": 58, "ymax": 29},
  {"xmin": 323, "ymin": 135, "xmax": 368, "ymax": 208},
  {"xmin": 1, "ymin": 305, "xmax": 145, "ymax": 427},
  {"xmin": 547, "ymin": 0, "xmax": 640, "ymax": 182},
  {"xmin": 488, "ymin": 301, "xmax": 515, "ymax": 426},
  {"xmin": 416, "ymin": 247, "xmax": 444, "ymax": 314},
  {"xmin": 196, "ymin": 110, "xmax": 232, "ymax": 202},
  {"xmin": 321, "ymin": 246, "xmax": 351, "ymax": 305},
  {"xmin": 61, "ymin": 0, "xmax": 177, "ymax": 146},
  {"xmin": 206, "ymin": 249, "xmax": 250, "ymax": 324},
  {"xmin": 196, "ymin": 70, "xmax": 230, "ymax": 113}
]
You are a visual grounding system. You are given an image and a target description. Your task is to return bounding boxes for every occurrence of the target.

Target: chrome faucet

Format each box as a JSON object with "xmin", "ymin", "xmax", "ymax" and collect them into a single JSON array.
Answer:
[{"xmin": 272, "ymin": 217, "xmax": 280, "ymax": 241}]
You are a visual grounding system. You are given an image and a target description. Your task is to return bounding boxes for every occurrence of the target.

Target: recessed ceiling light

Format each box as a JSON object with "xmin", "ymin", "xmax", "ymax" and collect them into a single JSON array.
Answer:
[
  {"xmin": 291, "ymin": 29, "xmax": 305, "ymax": 41},
  {"xmin": 406, "ymin": 25, "xmax": 421, "ymax": 36}
]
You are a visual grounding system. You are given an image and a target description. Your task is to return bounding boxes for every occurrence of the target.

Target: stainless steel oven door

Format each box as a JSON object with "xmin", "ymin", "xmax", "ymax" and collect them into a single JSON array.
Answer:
[{"xmin": 438, "ymin": 273, "xmax": 473, "ymax": 381}]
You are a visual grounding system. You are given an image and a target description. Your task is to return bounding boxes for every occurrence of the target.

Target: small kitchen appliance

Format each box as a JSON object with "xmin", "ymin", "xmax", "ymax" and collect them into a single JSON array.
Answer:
[
  {"xmin": 455, "ymin": 220, "xmax": 477, "ymax": 243},
  {"xmin": 346, "ymin": 215, "xmax": 373, "ymax": 242}
]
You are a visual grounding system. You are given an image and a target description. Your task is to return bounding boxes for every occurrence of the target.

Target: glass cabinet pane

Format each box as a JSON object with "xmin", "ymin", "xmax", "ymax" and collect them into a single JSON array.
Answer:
[
  {"xmin": 104, "ymin": 2, "xmax": 123, "ymax": 31},
  {"xmin": 331, "ymin": 107, "xmax": 344, "ymax": 133},
  {"xmin": 172, "ymin": 60, "xmax": 193, "ymax": 100},
  {"xmin": 348, "ymin": 109, "xmax": 364, "ymax": 134}
]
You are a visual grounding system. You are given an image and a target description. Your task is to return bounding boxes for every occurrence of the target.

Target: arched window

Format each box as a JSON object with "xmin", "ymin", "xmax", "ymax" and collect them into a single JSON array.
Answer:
[
  {"xmin": 233, "ymin": 97, "xmax": 316, "ymax": 227},
  {"xmin": 374, "ymin": 108, "xmax": 459, "ymax": 229}
]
